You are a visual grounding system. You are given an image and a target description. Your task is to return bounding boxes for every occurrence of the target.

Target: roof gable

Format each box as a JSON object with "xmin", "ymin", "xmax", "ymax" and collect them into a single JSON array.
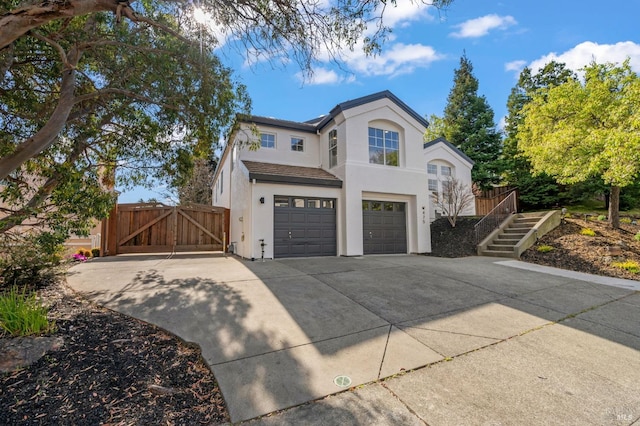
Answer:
[
  {"xmin": 423, "ymin": 137, "xmax": 475, "ymax": 166},
  {"xmin": 317, "ymin": 90, "xmax": 429, "ymax": 130}
]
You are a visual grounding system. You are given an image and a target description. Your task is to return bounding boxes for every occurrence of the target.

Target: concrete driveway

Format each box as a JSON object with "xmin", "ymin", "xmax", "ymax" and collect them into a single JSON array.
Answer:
[{"xmin": 67, "ymin": 254, "xmax": 640, "ymax": 424}]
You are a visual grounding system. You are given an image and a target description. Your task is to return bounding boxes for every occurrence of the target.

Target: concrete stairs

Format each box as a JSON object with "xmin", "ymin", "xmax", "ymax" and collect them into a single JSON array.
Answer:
[{"xmin": 477, "ymin": 211, "xmax": 561, "ymax": 259}]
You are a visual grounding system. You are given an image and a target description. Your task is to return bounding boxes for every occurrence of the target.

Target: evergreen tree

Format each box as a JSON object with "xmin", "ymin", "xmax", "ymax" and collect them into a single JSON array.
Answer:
[
  {"xmin": 443, "ymin": 54, "xmax": 502, "ymax": 190},
  {"xmin": 503, "ymin": 62, "xmax": 576, "ymax": 209}
]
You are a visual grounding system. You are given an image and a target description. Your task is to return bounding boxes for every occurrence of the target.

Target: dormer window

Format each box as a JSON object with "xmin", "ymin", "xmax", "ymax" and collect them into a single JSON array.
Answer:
[{"xmin": 368, "ymin": 127, "xmax": 399, "ymax": 166}]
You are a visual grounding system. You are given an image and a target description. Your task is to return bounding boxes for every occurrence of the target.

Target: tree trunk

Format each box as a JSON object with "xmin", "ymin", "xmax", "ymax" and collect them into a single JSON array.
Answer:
[
  {"xmin": 608, "ymin": 185, "xmax": 620, "ymax": 229},
  {"xmin": 0, "ymin": 63, "xmax": 78, "ymax": 180},
  {"xmin": 0, "ymin": 0, "xmax": 119, "ymax": 49}
]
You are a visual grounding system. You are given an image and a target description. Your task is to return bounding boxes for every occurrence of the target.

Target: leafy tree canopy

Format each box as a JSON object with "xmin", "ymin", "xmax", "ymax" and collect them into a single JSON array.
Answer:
[
  {"xmin": 518, "ymin": 60, "xmax": 640, "ymax": 227},
  {"xmin": 0, "ymin": 3, "xmax": 249, "ymax": 235}
]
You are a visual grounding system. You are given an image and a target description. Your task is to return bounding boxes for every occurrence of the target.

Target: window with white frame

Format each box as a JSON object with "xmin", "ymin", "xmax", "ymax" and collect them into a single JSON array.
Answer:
[
  {"xmin": 441, "ymin": 165, "xmax": 452, "ymax": 176},
  {"xmin": 328, "ymin": 129, "xmax": 338, "ymax": 168},
  {"xmin": 428, "ymin": 179, "xmax": 438, "ymax": 192},
  {"xmin": 291, "ymin": 137, "xmax": 304, "ymax": 152},
  {"xmin": 427, "ymin": 163, "xmax": 437, "ymax": 174},
  {"xmin": 368, "ymin": 127, "xmax": 399, "ymax": 166},
  {"xmin": 260, "ymin": 133, "xmax": 275, "ymax": 148}
]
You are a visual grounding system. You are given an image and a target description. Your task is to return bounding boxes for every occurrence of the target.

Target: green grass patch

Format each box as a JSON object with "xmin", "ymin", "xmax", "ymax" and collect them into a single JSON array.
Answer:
[
  {"xmin": 620, "ymin": 217, "xmax": 632, "ymax": 224},
  {"xmin": 0, "ymin": 286, "xmax": 55, "ymax": 336},
  {"xmin": 597, "ymin": 215, "xmax": 607, "ymax": 221},
  {"xmin": 611, "ymin": 260, "xmax": 640, "ymax": 274},
  {"xmin": 537, "ymin": 245, "xmax": 555, "ymax": 253},
  {"xmin": 580, "ymin": 228, "xmax": 596, "ymax": 237}
]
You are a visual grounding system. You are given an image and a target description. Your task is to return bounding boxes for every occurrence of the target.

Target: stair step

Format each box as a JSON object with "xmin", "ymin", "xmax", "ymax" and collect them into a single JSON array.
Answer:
[
  {"xmin": 509, "ymin": 225, "xmax": 533, "ymax": 230},
  {"xmin": 479, "ymin": 249, "xmax": 519, "ymax": 259},
  {"xmin": 502, "ymin": 228, "xmax": 529, "ymax": 238},
  {"xmin": 491, "ymin": 240, "xmax": 518, "ymax": 246},
  {"xmin": 488, "ymin": 244, "xmax": 516, "ymax": 251}
]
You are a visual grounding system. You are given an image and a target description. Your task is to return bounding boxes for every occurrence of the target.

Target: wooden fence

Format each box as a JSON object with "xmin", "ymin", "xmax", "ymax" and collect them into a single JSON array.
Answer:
[
  {"xmin": 475, "ymin": 187, "xmax": 519, "ymax": 216},
  {"xmin": 101, "ymin": 203, "xmax": 229, "ymax": 255}
]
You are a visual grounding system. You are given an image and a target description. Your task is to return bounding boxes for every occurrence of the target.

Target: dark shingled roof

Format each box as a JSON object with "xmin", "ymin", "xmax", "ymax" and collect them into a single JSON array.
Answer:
[
  {"xmin": 423, "ymin": 137, "xmax": 475, "ymax": 166},
  {"xmin": 236, "ymin": 90, "xmax": 428, "ymax": 133},
  {"xmin": 242, "ymin": 161, "xmax": 343, "ymax": 188}
]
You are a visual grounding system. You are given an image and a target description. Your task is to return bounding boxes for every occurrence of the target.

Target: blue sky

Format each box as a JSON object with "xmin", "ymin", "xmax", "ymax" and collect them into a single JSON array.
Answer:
[{"xmin": 118, "ymin": 0, "xmax": 640, "ymax": 202}]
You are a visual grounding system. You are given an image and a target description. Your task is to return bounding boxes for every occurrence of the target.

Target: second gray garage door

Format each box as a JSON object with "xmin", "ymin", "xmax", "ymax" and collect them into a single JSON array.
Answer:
[
  {"xmin": 274, "ymin": 196, "xmax": 337, "ymax": 258},
  {"xmin": 362, "ymin": 200, "xmax": 407, "ymax": 254}
]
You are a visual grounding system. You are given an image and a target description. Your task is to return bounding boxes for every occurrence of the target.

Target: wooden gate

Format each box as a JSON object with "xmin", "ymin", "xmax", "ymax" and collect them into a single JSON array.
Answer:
[{"xmin": 104, "ymin": 203, "xmax": 229, "ymax": 255}]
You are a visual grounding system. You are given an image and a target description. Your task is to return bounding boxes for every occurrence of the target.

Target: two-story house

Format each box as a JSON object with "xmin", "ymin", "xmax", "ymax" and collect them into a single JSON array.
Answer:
[{"xmin": 212, "ymin": 90, "xmax": 474, "ymax": 259}]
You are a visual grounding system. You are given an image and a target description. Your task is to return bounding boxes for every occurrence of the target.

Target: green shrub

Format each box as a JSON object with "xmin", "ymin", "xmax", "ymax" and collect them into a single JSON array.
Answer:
[
  {"xmin": 537, "ymin": 245, "xmax": 554, "ymax": 253},
  {"xmin": 597, "ymin": 215, "xmax": 607, "ymax": 221},
  {"xmin": 580, "ymin": 228, "xmax": 596, "ymax": 237},
  {"xmin": 620, "ymin": 217, "xmax": 632, "ymax": 224},
  {"xmin": 91, "ymin": 248, "xmax": 100, "ymax": 258},
  {"xmin": 0, "ymin": 232, "xmax": 65, "ymax": 290},
  {"xmin": 635, "ymin": 231, "xmax": 640, "ymax": 242},
  {"xmin": 0, "ymin": 286, "xmax": 55, "ymax": 336},
  {"xmin": 611, "ymin": 261, "xmax": 640, "ymax": 274}
]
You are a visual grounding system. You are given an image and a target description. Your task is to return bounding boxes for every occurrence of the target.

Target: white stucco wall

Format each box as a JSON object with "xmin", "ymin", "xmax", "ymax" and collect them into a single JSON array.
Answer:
[
  {"xmin": 424, "ymin": 143, "xmax": 476, "ymax": 220},
  {"xmin": 214, "ymin": 94, "xmax": 456, "ymax": 257},
  {"xmin": 236, "ymin": 124, "xmax": 321, "ymax": 168}
]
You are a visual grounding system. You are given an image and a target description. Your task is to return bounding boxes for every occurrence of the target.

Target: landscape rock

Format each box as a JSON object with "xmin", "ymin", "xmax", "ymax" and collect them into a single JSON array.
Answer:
[{"xmin": 0, "ymin": 336, "xmax": 64, "ymax": 373}]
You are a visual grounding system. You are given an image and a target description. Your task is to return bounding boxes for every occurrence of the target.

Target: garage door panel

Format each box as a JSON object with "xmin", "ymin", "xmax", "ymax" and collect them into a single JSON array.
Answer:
[
  {"xmin": 274, "ymin": 196, "xmax": 337, "ymax": 258},
  {"xmin": 363, "ymin": 200, "xmax": 407, "ymax": 255}
]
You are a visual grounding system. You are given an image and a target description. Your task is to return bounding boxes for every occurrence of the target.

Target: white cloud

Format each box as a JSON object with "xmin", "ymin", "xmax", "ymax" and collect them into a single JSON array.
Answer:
[
  {"xmin": 527, "ymin": 41, "xmax": 640, "ymax": 74},
  {"xmin": 450, "ymin": 14, "xmax": 517, "ymax": 38},
  {"xmin": 376, "ymin": 1, "xmax": 434, "ymax": 29},
  {"xmin": 497, "ymin": 116, "xmax": 506, "ymax": 131},
  {"xmin": 295, "ymin": 68, "xmax": 356, "ymax": 86},
  {"xmin": 344, "ymin": 43, "xmax": 444, "ymax": 77},
  {"xmin": 505, "ymin": 60, "xmax": 527, "ymax": 72}
]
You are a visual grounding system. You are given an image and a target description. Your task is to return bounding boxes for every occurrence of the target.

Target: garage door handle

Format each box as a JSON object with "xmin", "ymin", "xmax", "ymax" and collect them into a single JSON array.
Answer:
[
  {"xmin": 288, "ymin": 231, "xmax": 292, "ymax": 240},
  {"xmin": 369, "ymin": 231, "xmax": 373, "ymax": 239}
]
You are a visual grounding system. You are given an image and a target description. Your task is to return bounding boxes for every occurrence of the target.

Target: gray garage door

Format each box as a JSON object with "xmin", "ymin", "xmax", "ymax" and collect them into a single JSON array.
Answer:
[
  {"xmin": 362, "ymin": 200, "xmax": 407, "ymax": 254},
  {"xmin": 274, "ymin": 196, "xmax": 337, "ymax": 258}
]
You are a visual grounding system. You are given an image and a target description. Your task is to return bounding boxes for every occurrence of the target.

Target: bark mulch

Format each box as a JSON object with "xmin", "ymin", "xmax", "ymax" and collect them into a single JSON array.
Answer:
[
  {"xmin": 429, "ymin": 217, "xmax": 480, "ymax": 258},
  {"xmin": 521, "ymin": 216, "xmax": 640, "ymax": 281},
  {"xmin": 0, "ymin": 280, "xmax": 229, "ymax": 426}
]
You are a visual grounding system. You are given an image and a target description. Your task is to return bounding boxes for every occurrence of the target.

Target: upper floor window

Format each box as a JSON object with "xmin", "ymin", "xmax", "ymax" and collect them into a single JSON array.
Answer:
[
  {"xmin": 368, "ymin": 127, "xmax": 399, "ymax": 166},
  {"xmin": 441, "ymin": 165, "xmax": 452, "ymax": 176},
  {"xmin": 328, "ymin": 129, "xmax": 338, "ymax": 168},
  {"xmin": 428, "ymin": 179, "xmax": 438, "ymax": 192},
  {"xmin": 427, "ymin": 163, "xmax": 437, "ymax": 174},
  {"xmin": 261, "ymin": 133, "xmax": 275, "ymax": 149},
  {"xmin": 291, "ymin": 137, "xmax": 304, "ymax": 152}
]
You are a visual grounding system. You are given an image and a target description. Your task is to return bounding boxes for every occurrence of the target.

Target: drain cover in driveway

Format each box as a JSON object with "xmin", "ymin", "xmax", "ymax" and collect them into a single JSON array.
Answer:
[{"xmin": 333, "ymin": 375, "xmax": 352, "ymax": 388}]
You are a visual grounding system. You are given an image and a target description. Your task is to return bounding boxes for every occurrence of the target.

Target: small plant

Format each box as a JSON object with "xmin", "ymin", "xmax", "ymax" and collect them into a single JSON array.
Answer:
[
  {"xmin": 0, "ymin": 286, "xmax": 55, "ymax": 336},
  {"xmin": 91, "ymin": 248, "xmax": 100, "ymax": 258},
  {"xmin": 597, "ymin": 215, "xmax": 607, "ymax": 221},
  {"xmin": 620, "ymin": 217, "xmax": 632, "ymax": 224},
  {"xmin": 635, "ymin": 231, "xmax": 640, "ymax": 242},
  {"xmin": 580, "ymin": 228, "xmax": 596, "ymax": 236},
  {"xmin": 71, "ymin": 253, "xmax": 87, "ymax": 262},
  {"xmin": 537, "ymin": 245, "xmax": 554, "ymax": 253},
  {"xmin": 611, "ymin": 260, "xmax": 640, "ymax": 274},
  {"xmin": 76, "ymin": 248, "xmax": 92, "ymax": 257}
]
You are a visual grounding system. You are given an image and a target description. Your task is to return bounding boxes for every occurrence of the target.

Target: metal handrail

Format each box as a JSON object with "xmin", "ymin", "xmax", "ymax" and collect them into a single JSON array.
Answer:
[{"xmin": 474, "ymin": 190, "xmax": 517, "ymax": 244}]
